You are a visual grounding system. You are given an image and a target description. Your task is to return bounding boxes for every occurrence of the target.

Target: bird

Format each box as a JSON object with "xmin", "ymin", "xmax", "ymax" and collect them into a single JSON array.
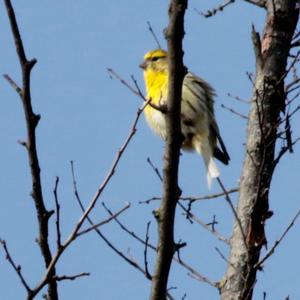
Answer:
[{"xmin": 139, "ymin": 49, "xmax": 230, "ymax": 188}]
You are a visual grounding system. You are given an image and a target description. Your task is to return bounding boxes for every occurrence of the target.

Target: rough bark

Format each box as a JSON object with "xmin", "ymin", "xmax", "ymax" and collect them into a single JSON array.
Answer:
[
  {"xmin": 149, "ymin": 1, "xmax": 187, "ymax": 300},
  {"xmin": 220, "ymin": 1, "xmax": 299, "ymax": 299}
]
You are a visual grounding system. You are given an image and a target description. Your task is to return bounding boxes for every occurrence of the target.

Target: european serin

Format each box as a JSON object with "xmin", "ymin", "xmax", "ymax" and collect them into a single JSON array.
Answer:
[{"xmin": 140, "ymin": 49, "xmax": 229, "ymax": 187}]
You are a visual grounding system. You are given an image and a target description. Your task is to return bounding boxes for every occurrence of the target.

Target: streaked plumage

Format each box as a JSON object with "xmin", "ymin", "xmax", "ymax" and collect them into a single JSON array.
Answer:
[{"xmin": 140, "ymin": 49, "xmax": 229, "ymax": 187}]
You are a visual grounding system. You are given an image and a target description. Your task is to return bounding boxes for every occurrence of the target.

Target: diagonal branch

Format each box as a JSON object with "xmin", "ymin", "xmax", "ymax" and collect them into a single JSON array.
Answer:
[
  {"xmin": 107, "ymin": 68, "xmax": 166, "ymax": 113},
  {"xmin": 102, "ymin": 203, "xmax": 218, "ymax": 288},
  {"xmin": 0, "ymin": 239, "xmax": 32, "ymax": 293},
  {"xmin": 178, "ymin": 202, "xmax": 229, "ymax": 244},
  {"xmin": 70, "ymin": 163, "xmax": 150, "ymax": 279},
  {"xmin": 76, "ymin": 203, "xmax": 130, "ymax": 237},
  {"xmin": 255, "ymin": 207, "xmax": 300, "ymax": 269},
  {"xmin": 29, "ymin": 100, "xmax": 150, "ymax": 298},
  {"xmin": 217, "ymin": 178, "xmax": 247, "ymax": 249}
]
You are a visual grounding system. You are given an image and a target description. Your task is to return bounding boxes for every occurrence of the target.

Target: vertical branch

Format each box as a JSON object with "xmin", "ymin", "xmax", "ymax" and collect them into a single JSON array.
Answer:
[
  {"xmin": 3, "ymin": 1, "xmax": 58, "ymax": 299},
  {"xmin": 221, "ymin": 1, "xmax": 299, "ymax": 299},
  {"xmin": 149, "ymin": 1, "xmax": 187, "ymax": 300}
]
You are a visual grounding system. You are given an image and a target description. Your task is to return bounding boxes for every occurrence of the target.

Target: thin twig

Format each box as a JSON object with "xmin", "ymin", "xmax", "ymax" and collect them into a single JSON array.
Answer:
[
  {"xmin": 286, "ymin": 82, "xmax": 300, "ymax": 94},
  {"xmin": 102, "ymin": 202, "xmax": 216, "ymax": 288},
  {"xmin": 70, "ymin": 160, "xmax": 148, "ymax": 279},
  {"xmin": 227, "ymin": 93, "xmax": 251, "ymax": 104},
  {"xmin": 214, "ymin": 247, "xmax": 235, "ymax": 269},
  {"xmin": 207, "ymin": 215, "xmax": 218, "ymax": 232},
  {"xmin": 195, "ymin": 0, "xmax": 235, "ymax": 18},
  {"xmin": 3, "ymin": 74, "xmax": 22, "ymax": 95},
  {"xmin": 221, "ymin": 103, "xmax": 248, "ymax": 120},
  {"xmin": 102, "ymin": 202, "xmax": 156, "ymax": 250},
  {"xmin": 107, "ymin": 68, "xmax": 165, "ymax": 113},
  {"xmin": 144, "ymin": 222, "xmax": 152, "ymax": 280},
  {"xmin": 217, "ymin": 178, "xmax": 248, "ymax": 249},
  {"xmin": 147, "ymin": 21, "xmax": 162, "ymax": 49},
  {"xmin": 0, "ymin": 239, "xmax": 32, "ymax": 293},
  {"xmin": 273, "ymin": 137, "xmax": 300, "ymax": 166},
  {"xmin": 140, "ymin": 188, "xmax": 238, "ymax": 204},
  {"xmin": 53, "ymin": 177, "xmax": 62, "ymax": 249},
  {"xmin": 147, "ymin": 157, "xmax": 163, "ymax": 182},
  {"xmin": 255, "ymin": 208, "xmax": 300, "ymax": 269},
  {"xmin": 187, "ymin": 272, "xmax": 218, "ymax": 287},
  {"xmin": 77, "ymin": 203, "xmax": 131, "ymax": 237},
  {"xmin": 277, "ymin": 50, "xmax": 300, "ymax": 84},
  {"xmin": 32, "ymin": 100, "xmax": 151, "ymax": 297},
  {"xmin": 181, "ymin": 188, "xmax": 238, "ymax": 201},
  {"xmin": 53, "ymin": 272, "xmax": 90, "ymax": 282},
  {"xmin": 178, "ymin": 202, "xmax": 229, "ymax": 244}
]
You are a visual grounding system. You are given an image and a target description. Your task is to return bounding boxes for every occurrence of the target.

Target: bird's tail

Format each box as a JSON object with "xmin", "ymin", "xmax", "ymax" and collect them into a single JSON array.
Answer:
[{"xmin": 195, "ymin": 140, "xmax": 220, "ymax": 188}]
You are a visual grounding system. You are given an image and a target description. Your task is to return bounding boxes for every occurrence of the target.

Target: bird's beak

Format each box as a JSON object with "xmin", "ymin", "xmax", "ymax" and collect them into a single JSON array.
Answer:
[{"xmin": 139, "ymin": 61, "xmax": 147, "ymax": 70}]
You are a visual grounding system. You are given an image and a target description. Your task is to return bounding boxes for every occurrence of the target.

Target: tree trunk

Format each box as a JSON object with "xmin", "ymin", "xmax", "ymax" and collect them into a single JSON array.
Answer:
[{"xmin": 221, "ymin": 1, "xmax": 299, "ymax": 299}]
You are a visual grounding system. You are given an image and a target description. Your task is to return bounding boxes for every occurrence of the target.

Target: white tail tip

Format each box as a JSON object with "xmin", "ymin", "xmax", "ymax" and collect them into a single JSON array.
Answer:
[{"xmin": 207, "ymin": 158, "xmax": 220, "ymax": 189}]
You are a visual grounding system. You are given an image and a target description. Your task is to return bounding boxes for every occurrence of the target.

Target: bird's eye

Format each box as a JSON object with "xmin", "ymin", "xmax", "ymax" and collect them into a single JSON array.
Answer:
[{"xmin": 151, "ymin": 56, "xmax": 160, "ymax": 62}]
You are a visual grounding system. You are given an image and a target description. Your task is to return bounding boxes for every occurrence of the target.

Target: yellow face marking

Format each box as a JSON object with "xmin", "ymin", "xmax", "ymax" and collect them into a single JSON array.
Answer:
[{"xmin": 144, "ymin": 49, "xmax": 167, "ymax": 61}]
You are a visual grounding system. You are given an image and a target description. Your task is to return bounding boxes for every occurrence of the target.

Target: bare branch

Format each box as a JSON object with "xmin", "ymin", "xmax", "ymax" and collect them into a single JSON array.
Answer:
[
  {"xmin": 178, "ymin": 202, "xmax": 229, "ymax": 244},
  {"xmin": 147, "ymin": 157, "xmax": 164, "ymax": 182},
  {"xmin": 150, "ymin": 1, "xmax": 187, "ymax": 298},
  {"xmin": 221, "ymin": 103, "xmax": 248, "ymax": 120},
  {"xmin": 4, "ymin": 0, "xmax": 28, "ymax": 65},
  {"xmin": 107, "ymin": 68, "xmax": 166, "ymax": 113},
  {"xmin": 77, "ymin": 203, "xmax": 131, "ymax": 237},
  {"xmin": 53, "ymin": 272, "xmax": 90, "ymax": 282},
  {"xmin": 255, "ymin": 208, "xmax": 300, "ymax": 269},
  {"xmin": 278, "ymin": 50, "xmax": 300, "ymax": 83},
  {"xmin": 285, "ymin": 78, "xmax": 300, "ymax": 93},
  {"xmin": 3, "ymin": 1, "xmax": 58, "ymax": 298},
  {"xmin": 102, "ymin": 202, "xmax": 216, "ymax": 289},
  {"xmin": 141, "ymin": 188, "xmax": 238, "ymax": 204},
  {"xmin": 215, "ymin": 247, "xmax": 232, "ymax": 266},
  {"xmin": 107, "ymin": 68, "xmax": 142, "ymax": 98},
  {"xmin": 70, "ymin": 152, "xmax": 150, "ymax": 281},
  {"xmin": 217, "ymin": 178, "xmax": 247, "ymax": 249},
  {"xmin": 179, "ymin": 188, "xmax": 238, "ymax": 202},
  {"xmin": 196, "ymin": 0, "xmax": 235, "ymax": 18},
  {"xmin": 187, "ymin": 271, "xmax": 218, "ymax": 288},
  {"xmin": 0, "ymin": 239, "xmax": 32, "ymax": 293},
  {"xmin": 53, "ymin": 177, "xmax": 62, "ymax": 249},
  {"xmin": 147, "ymin": 21, "xmax": 162, "ymax": 49},
  {"xmin": 273, "ymin": 137, "xmax": 300, "ymax": 166},
  {"xmin": 28, "ymin": 99, "xmax": 149, "ymax": 298},
  {"xmin": 3, "ymin": 74, "xmax": 22, "ymax": 95},
  {"xmin": 227, "ymin": 93, "xmax": 251, "ymax": 104},
  {"xmin": 144, "ymin": 222, "xmax": 152, "ymax": 280}
]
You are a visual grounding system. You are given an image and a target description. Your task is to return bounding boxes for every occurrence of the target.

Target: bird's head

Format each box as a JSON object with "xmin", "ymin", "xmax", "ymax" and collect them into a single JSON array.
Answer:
[{"xmin": 139, "ymin": 49, "xmax": 168, "ymax": 73}]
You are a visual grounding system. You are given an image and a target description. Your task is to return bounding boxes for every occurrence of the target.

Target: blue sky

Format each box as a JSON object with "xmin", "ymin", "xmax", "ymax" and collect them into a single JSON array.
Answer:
[{"xmin": 1, "ymin": 1, "xmax": 299, "ymax": 299}]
